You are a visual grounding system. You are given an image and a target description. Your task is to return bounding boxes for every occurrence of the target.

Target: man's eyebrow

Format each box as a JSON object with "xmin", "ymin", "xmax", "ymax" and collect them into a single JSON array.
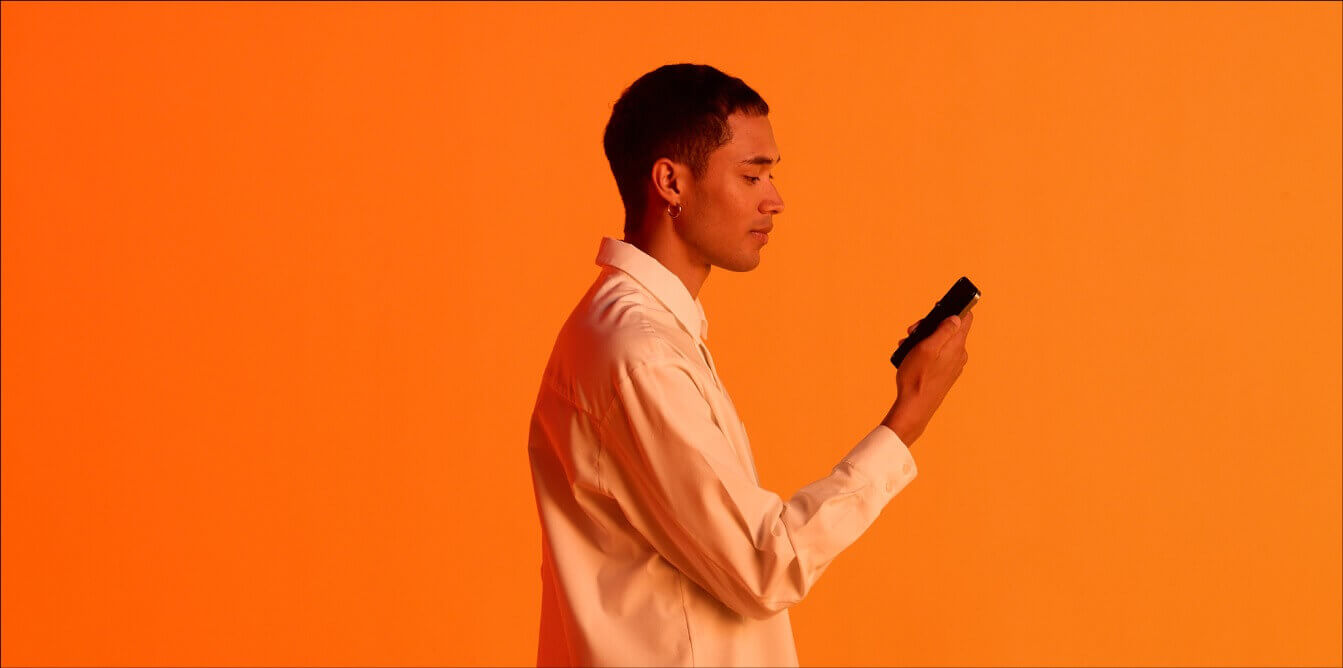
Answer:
[{"xmin": 738, "ymin": 155, "xmax": 782, "ymax": 166}]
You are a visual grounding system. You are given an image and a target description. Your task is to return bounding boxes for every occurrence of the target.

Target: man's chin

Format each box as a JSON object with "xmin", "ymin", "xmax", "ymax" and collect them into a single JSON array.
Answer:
[{"xmin": 716, "ymin": 253, "xmax": 763, "ymax": 273}]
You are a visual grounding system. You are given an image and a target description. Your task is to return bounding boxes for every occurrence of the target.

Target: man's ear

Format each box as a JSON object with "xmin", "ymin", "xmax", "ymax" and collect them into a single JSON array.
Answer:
[{"xmin": 651, "ymin": 158, "xmax": 683, "ymax": 201}]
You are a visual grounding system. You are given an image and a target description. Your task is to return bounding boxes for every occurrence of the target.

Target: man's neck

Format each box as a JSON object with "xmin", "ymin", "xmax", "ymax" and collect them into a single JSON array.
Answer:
[{"xmin": 623, "ymin": 226, "xmax": 710, "ymax": 301}]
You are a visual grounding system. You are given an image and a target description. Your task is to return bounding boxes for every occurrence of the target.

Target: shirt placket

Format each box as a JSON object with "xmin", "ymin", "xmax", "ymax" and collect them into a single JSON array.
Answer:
[
  {"xmin": 697, "ymin": 341, "xmax": 761, "ymax": 485},
  {"xmin": 697, "ymin": 341, "xmax": 723, "ymax": 392}
]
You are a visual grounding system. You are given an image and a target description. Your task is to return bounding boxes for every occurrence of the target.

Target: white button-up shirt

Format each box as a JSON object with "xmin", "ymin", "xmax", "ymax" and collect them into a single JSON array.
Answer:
[{"xmin": 528, "ymin": 236, "xmax": 919, "ymax": 666}]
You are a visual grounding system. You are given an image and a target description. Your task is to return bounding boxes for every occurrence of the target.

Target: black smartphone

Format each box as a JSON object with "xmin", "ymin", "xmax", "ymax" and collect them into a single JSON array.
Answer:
[{"xmin": 890, "ymin": 276, "xmax": 981, "ymax": 368}]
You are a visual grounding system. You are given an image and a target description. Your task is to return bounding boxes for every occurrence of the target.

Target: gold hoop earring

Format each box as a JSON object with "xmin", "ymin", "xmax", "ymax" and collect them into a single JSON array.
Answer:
[{"xmin": 667, "ymin": 202, "xmax": 683, "ymax": 219}]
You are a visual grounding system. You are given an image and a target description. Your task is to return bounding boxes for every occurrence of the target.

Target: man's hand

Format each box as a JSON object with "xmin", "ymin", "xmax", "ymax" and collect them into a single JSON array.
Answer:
[{"xmin": 882, "ymin": 310, "xmax": 974, "ymax": 445}]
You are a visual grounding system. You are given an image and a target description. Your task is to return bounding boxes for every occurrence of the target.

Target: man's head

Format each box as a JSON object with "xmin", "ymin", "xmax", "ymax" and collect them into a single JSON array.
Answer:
[{"xmin": 603, "ymin": 64, "xmax": 785, "ymax": 273}]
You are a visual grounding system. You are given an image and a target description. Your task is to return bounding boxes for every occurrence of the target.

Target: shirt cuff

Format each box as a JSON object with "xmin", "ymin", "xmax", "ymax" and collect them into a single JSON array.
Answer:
[{"xmin": 839, "ymin": 424, "xmax": 918, "ymax": 496}]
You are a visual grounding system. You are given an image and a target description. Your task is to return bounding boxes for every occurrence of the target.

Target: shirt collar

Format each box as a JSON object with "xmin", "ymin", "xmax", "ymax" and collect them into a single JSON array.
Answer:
[{"xmin": 595, "ymin": 236, "xmax": 709, "ymax": 342}]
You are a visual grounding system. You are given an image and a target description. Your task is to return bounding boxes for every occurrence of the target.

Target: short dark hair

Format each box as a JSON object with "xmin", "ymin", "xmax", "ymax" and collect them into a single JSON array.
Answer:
[{"xmin": 602, "ymin": 64, "xmax": 769, "ymax": 239}]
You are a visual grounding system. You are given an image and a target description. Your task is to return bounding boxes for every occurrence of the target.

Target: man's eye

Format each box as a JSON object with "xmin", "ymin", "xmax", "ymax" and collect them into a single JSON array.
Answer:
[{"xmin": 745, "ymin": 176, "xmax": 760, "ymax": 183}]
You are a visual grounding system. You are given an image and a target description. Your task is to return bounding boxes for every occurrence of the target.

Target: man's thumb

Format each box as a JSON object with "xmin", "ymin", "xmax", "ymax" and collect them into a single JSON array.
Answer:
[{"xmin": 925, "ymin": 315, "xmax": 961, "ymax": 350}]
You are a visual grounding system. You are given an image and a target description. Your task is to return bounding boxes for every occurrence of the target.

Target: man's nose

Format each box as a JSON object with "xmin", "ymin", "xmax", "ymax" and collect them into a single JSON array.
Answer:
[{"xmin": 762, "ymin": 190, "xmax": 784, "ymax": 215}]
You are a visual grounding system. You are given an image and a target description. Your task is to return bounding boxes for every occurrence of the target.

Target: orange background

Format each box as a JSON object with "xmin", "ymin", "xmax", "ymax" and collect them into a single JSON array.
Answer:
[{"xmin": 2, "ymin": 2, "xmax": 1340, "ymax": 666}]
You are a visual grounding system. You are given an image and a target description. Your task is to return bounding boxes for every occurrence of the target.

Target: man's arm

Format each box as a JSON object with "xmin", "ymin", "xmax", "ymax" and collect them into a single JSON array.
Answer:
[{"xmin": 598, "ymin": 357, "xmax": 918, "ymax": 620}]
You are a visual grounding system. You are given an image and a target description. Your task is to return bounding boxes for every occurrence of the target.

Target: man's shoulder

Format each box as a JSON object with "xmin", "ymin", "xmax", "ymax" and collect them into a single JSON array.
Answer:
[
  {"xmin": 543, "ymin": 270, "xmax": 696, "ymax": 398},
  {"xmin": 571, "ymin": 270, "xmax": 690, "ymax": 367}
]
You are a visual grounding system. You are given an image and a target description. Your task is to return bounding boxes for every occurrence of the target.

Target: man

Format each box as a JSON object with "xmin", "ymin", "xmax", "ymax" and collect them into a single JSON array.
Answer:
[{"xmin": 527, "ymin": 63, "xmax": 973, "ymax": 666}]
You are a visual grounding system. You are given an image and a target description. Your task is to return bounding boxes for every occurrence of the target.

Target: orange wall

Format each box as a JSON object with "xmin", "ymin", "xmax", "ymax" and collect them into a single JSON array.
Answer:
[{"xmin": 2, "ymin": 2, "xmax": 1339, "ymax": 665}]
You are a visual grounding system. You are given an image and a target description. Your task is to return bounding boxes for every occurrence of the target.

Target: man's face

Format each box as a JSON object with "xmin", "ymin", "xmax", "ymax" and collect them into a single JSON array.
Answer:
[{"xmin": 678, "ymin": 112, "xmax": 785, "ymax": 272}]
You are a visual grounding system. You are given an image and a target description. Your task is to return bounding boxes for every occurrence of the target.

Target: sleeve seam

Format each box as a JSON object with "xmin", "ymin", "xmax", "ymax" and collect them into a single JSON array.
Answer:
[{"xmin": 541, "ymin": 374, "xmax": 616, "ymax": 495}]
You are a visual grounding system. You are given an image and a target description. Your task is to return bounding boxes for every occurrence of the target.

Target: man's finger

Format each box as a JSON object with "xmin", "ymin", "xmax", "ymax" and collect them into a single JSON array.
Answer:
[
  {"xmin": 925, "ymin": 315, "xmax": 962, "ymax": 354},
  {"xmin": 950, "ymin": 310, "xmax": 974, "ymax": 346}
]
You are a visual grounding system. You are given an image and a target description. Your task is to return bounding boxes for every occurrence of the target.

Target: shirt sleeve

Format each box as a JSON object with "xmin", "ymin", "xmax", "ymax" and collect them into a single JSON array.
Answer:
[{"xmin": 599, "ymin": 357, "xmax": 919, "ymax": 620}]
